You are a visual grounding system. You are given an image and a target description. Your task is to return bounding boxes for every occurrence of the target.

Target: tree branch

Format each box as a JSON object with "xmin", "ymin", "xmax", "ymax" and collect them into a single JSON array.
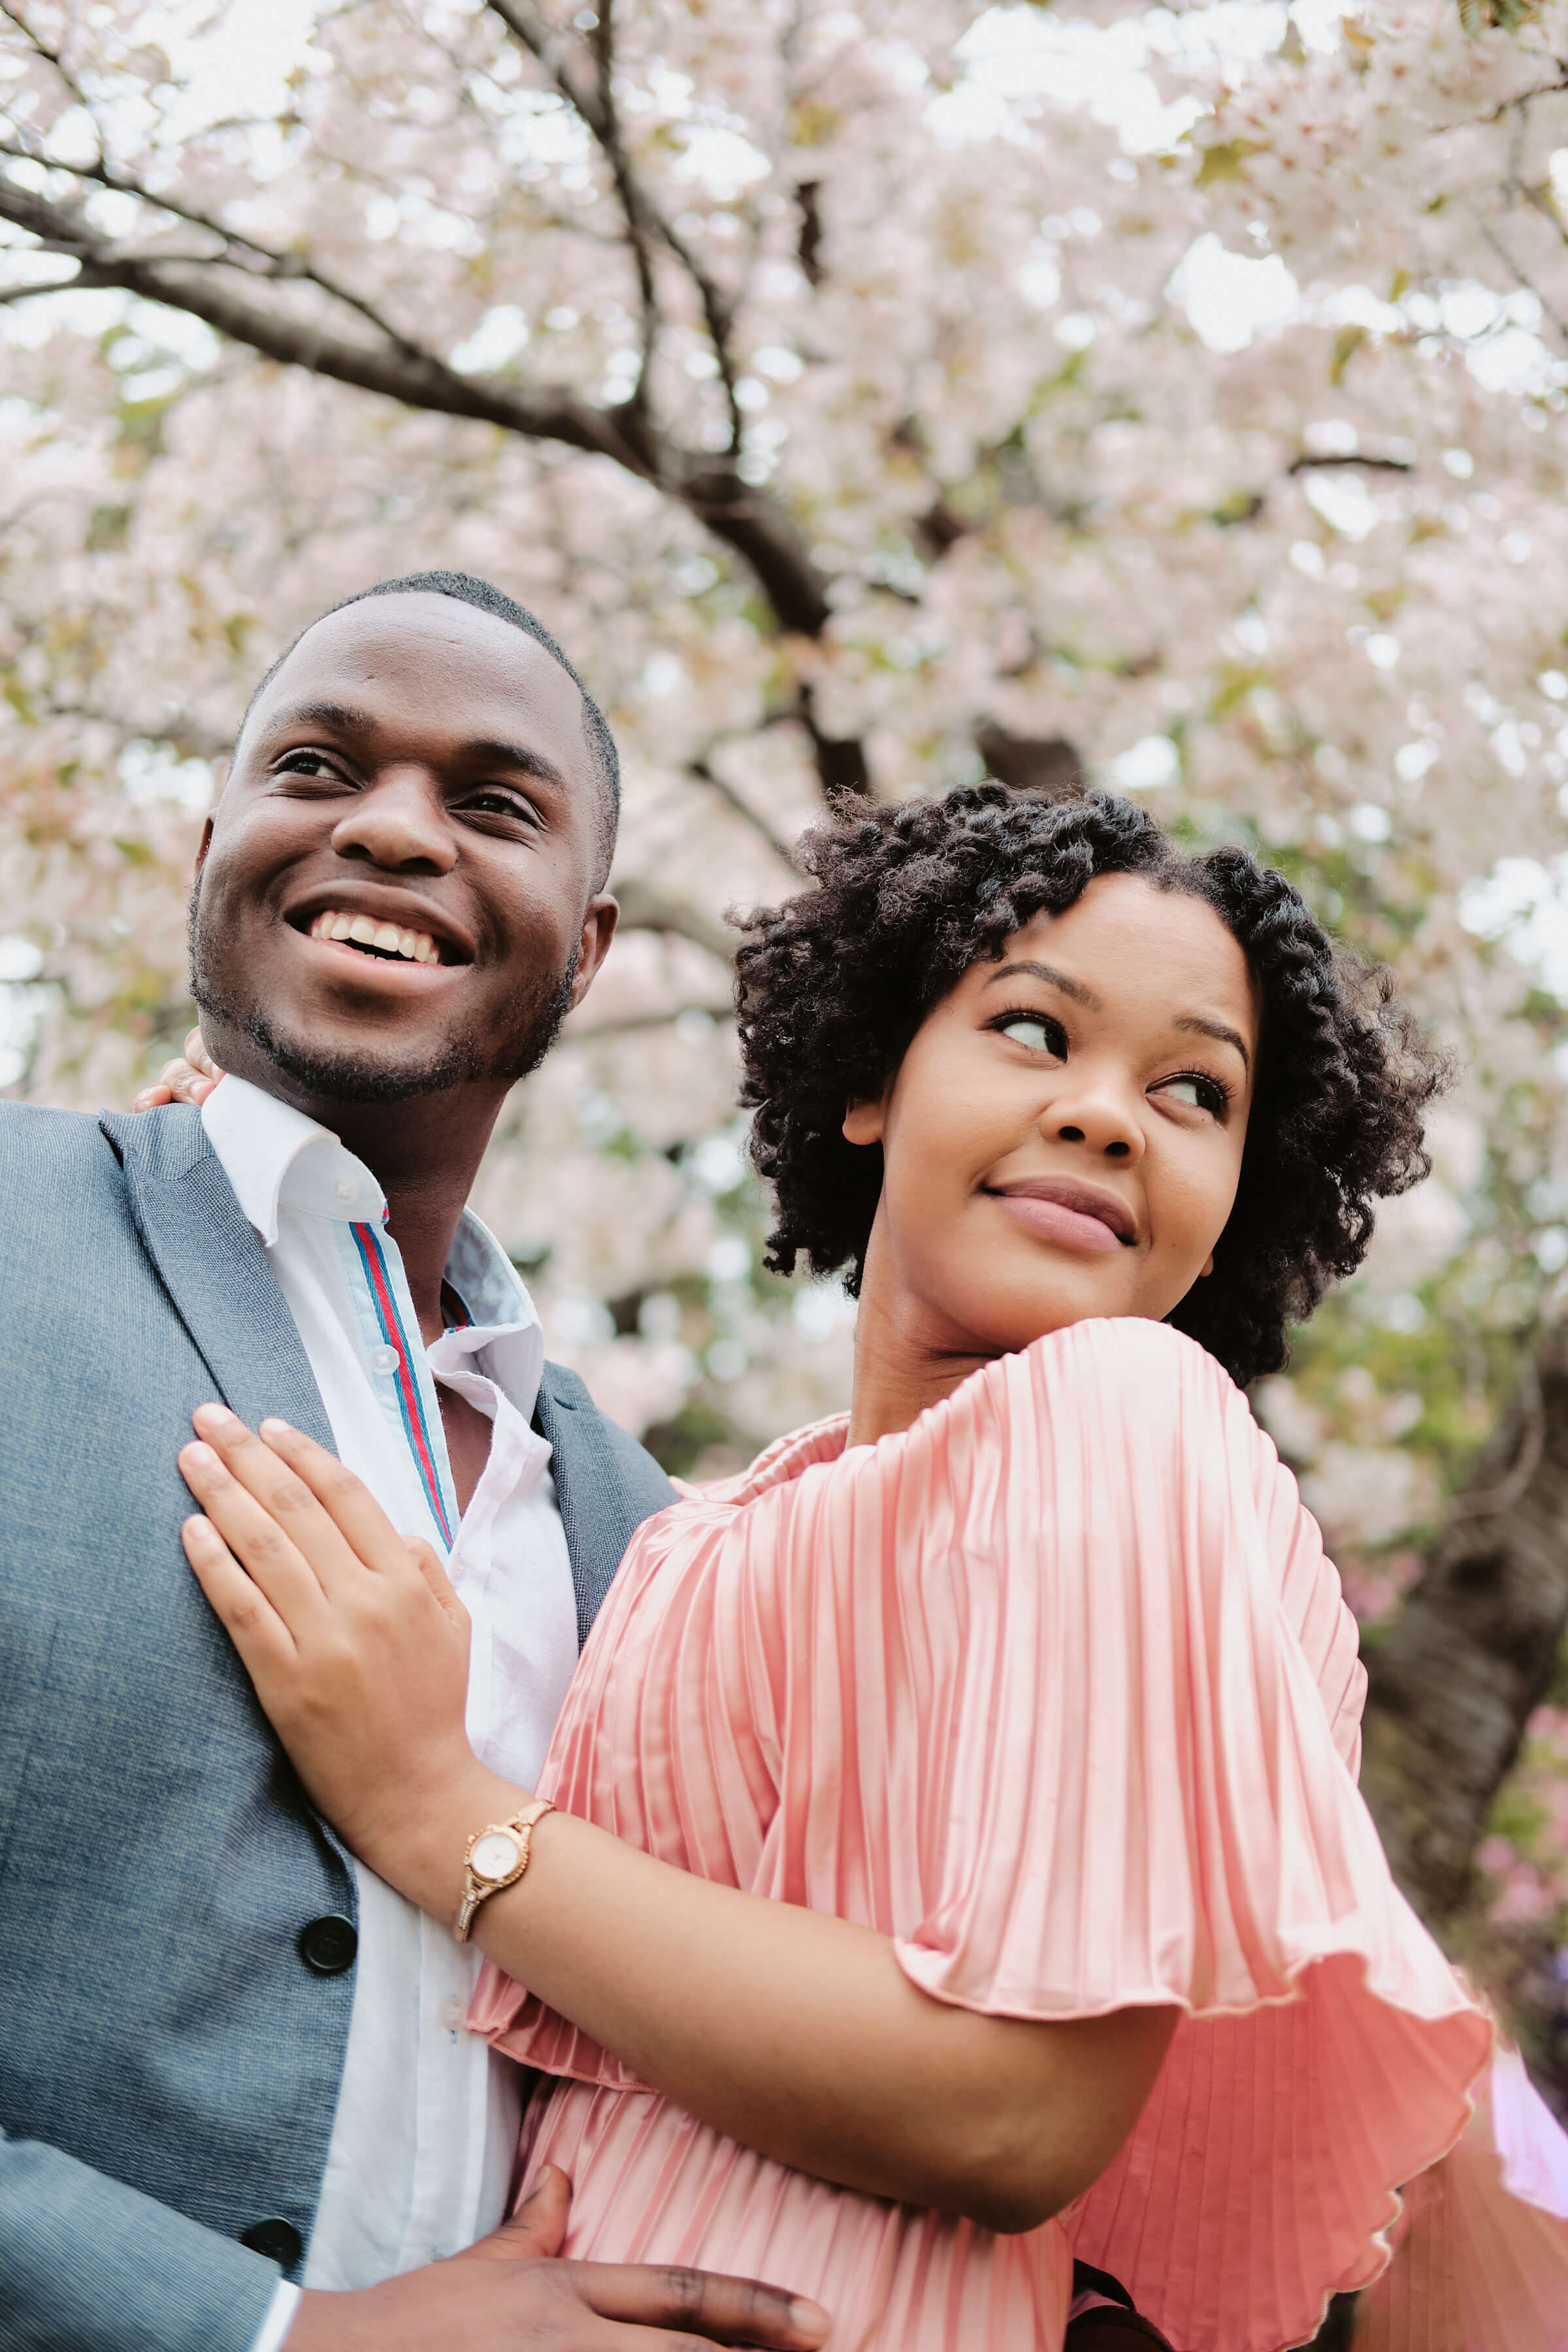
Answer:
[
  {"xmin": 610, "ymin": 877, "xmax": 735, "ymax": 963},
  {"xmin": 1360, "ymin": 1322, "xmax": 1568, "ymax": 1923},
  {"xmin": 1476, "ymin": 208, "xmax": 1568, "ymax": 348},
  {"xmin": 1285, "ymin": 451, "xmax": 1415, "ymax": 475},
  {"xmin": 0, "ymin": 168, "xmax": 836, "ymax": 632},
  {"xmin": 567, "ymin": 1000, "xmax": 734, "ymax": 1040},
  {"xmin": 485, "ymin": 0, "xmax": 744, "ymax": 446},
  {"xmin": 687, "ymin": 752, "xmax": 806, "ymax": 868}
]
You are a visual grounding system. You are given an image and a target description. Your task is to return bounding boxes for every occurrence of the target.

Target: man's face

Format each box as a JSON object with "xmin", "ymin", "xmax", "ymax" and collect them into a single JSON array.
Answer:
[{"xmin": 191, "ymin": 593, "xmax": 616, "ymax": 1108}]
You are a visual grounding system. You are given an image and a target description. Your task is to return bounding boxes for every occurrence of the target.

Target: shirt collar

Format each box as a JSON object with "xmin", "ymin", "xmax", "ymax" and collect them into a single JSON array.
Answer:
[
  {"xmin": 201, "ymin": 1071, "xmax": 351, "ymax": 1248},
  {"xmin": 201, "ymin": 1071, "xmax": 542, "ymax": 1354}
]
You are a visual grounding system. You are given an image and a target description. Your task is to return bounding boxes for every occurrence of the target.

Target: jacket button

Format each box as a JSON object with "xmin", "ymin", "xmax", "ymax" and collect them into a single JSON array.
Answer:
[
  {"xmin": 298, "ymin": 1914, "xmax": 357, "ymax": 1975},
  {"xmin": 240, "ymin": 2218, "xmax": 303, "ymax": 2268}
]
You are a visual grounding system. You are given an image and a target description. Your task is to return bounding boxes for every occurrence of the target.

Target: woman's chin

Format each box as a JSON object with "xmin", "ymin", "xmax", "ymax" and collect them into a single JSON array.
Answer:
[{"xmin": 953, "ymin": 1279, "xmax": 1132, "ymax": 1360}]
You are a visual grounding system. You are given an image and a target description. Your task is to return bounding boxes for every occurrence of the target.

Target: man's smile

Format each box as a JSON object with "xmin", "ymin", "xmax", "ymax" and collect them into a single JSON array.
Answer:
[
  {"xmin": 283, "ymin": 883, "xmax": 476, "ymax": 978},
  {"xmin": 307, "ymin": 909, "xmax": 444, "ymax": 964}
]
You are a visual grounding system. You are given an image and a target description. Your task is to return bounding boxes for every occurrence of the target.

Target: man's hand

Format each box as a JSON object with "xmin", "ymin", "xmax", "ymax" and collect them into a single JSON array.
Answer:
[
  {"xmin": 131, "ymin": 1025, "xmax": 225, "ymax": 1109},
  {"xmin": 282, "ymin": 2166, "xmax": 830, "ymax": 2351}
]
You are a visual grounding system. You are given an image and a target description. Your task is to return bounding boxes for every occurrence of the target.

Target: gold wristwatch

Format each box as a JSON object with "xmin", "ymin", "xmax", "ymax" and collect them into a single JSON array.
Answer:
[{"xmin": 454, "ymin": 1797, "xmax": 555, "ymax": 1942}]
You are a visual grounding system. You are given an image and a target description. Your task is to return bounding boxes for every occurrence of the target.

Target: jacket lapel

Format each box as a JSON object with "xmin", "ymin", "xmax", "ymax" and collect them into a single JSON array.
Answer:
[
  {"xmin": 99, "ymin": 1106, "xmax": 336, "ymax": 1452},
  {"xmin": 536, "ymin": 1362, "xmax": 633, "ymax": 1648}
]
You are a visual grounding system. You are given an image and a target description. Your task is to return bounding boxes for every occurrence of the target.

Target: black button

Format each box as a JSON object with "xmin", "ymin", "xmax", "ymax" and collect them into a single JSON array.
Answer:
[
  {"xmin": 298, "ymin": 1914, "xmax": 357, "ymax": 1975},
  {"xmin": 240, "ymin": 2218, "xmax": 303, "ymax": 2269}
]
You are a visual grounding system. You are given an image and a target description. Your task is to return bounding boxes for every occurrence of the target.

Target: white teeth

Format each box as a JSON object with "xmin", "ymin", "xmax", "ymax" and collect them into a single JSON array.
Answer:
[{"xmin": 306, "ymin": 909, "xmax": 442, "ymax": 964}]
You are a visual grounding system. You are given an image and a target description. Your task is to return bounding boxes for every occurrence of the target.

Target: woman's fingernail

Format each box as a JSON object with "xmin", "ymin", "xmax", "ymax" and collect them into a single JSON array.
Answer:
[
  {"xmin": 259, "ymin": 1418, "xmax": 293, "ymax": 1438},
  {"xmin": 791, "ymin": 2300, "xmax": 830, "ymax": 2340},
  {"xmin": 182, "ymin": 1442, "xmax": 217, "ymax": 1469},
  {"xmin": 193, "ymin": 1403, "xmax": 233, "ymax": 1433}
]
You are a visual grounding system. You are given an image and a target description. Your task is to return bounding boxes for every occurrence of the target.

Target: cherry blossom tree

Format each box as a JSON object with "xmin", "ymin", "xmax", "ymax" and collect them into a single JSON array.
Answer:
[{"xmin": 7, "ymin": 0, "xmax": 1568, "ymax": 2099}]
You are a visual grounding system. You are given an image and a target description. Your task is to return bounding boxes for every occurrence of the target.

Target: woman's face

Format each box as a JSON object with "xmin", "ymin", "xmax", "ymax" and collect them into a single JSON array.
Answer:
[{"xmin": 844, "ymin": 873, "xmax": 1260, "ymax": 1359}]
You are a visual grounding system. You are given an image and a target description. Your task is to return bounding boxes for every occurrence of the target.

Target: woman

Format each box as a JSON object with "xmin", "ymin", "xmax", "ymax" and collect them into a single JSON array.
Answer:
[{"xmin": 166, "ymin": 786, "xmax": 1568, "ymax": 2349}]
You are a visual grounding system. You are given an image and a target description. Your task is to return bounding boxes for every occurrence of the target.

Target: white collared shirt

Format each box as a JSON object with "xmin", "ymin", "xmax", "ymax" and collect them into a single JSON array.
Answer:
[{"xmin": 200, "ymin": 1077, "xmax": 580, "ymax": 2349}]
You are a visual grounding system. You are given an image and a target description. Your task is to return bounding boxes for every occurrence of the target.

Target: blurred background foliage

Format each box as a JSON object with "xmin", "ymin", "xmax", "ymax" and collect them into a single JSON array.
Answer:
[{"xmin": 7, "ymin": 0, "xmax": 1568, "ymax": 2119}]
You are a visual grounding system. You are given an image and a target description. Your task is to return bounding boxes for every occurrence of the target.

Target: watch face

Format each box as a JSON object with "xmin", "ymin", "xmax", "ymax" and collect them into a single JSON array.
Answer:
[{"xmin": 470, "ymin": 1829, "xmax": 522, "ymax": 1884}]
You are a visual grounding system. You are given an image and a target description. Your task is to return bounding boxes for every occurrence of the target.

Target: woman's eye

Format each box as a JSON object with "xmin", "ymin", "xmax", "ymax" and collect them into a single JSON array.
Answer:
[
  {"xmin": 1160, "ymin": 1075, "xmax": 1226, "ymax": 1114},
  {"xmin": 998, "ymin": 1017, "xmax": 1062, "ymax": 1053}
]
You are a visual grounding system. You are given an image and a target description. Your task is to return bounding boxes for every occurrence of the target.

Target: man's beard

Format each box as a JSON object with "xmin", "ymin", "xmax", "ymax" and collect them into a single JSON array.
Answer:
[{"xmin": 188, "ymin": 885, "xmax": 577, "ymax": 1104}]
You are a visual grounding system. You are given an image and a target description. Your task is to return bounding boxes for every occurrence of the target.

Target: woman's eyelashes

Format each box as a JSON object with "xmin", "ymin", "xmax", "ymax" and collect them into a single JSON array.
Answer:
[
  {"xmin": 992, "ymin": 1009, "xmax": 1068, "ymax": 1056},
  {"xmin": 1154, "ymin": 1070, "xmax": 1233, "ymax": 1117},
  {"xmin": 990, "ymin": 1008, "xmax": 1234, "ymax": 1119}
]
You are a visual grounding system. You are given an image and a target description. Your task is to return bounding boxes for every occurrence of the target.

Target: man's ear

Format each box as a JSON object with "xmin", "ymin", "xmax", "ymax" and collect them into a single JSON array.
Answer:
[
  {"xmin": 567, "ymin": 893, "xmax": 619, "ymax": 1012},
  {"xmin": 843, "ymin": 1096, "xmax": 886, "ymax": 1147}
]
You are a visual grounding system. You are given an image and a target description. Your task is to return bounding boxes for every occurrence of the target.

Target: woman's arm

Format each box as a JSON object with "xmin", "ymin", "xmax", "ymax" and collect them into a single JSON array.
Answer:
[{"xmin": 178, "ymin": 1405, "xmax": 1176, "ymax": 2235}]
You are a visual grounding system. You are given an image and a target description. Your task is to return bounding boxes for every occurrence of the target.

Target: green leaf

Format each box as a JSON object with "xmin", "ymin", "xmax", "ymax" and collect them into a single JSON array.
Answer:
[{"xmin": 1194, "ymin": 138, "xmax": 1268, "ymax": 188}]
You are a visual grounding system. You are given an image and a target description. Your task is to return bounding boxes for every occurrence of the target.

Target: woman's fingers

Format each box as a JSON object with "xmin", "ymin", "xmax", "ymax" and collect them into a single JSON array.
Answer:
[
  {"xmin": 257, "ymin": 1417, "xmax": 426, "ymax": 1578},
  {"xmin": 183, "ymin": 1025, "xmax": 223, "ymax": 1083},
  {"xmin": 568, "ymin": 2264, "xmax": 830, "ymax": 2348},
  {"xmin": 182, "ymin": 1407, "xmax": 363, "ymax": 1612},
  {"xmin": 463, "ymin": 2166, "xmax": 570, "ymax": 2262},
  {"xmin": 130, "ymin": 1030, "xmax": 226, "ymax": 1113},
  {"xmin": 406, "ymin": 1533, "xmax": 471, "ymax": 1642},
  {"xmin": 180, "ymin": 1511, "xmax": 298, "ymax": 1681}
]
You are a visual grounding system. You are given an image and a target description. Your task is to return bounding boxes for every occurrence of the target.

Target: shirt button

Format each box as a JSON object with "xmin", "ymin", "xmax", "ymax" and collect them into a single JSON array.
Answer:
[
  {"xmin": 335, "ymin": 1179, "xmax": 356, "ymax": 1202},
  {"xmin": 370, "ymin": 1343, "xmax": 400, "ymax": 1373},
  {"xmin": 240, "ymin": 2217, "xmax": 304, "ymax": 2269},
  {"xmin": 297, "ymin": 1915, "xmax": 358, "ymax": 1976},
  {"xmin": 439, "ymin": 1994, "xmax": 466, "ymax": 2031}
]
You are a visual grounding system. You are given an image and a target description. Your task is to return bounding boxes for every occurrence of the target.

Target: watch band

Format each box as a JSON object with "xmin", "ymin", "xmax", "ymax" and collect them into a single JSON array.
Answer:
[{"xmin": 454, "ymin": 1797, "xmax": 555, "ymax": 1943}]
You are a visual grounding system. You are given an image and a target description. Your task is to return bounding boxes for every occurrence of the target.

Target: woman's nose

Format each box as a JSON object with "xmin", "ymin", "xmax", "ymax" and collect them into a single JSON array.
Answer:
[
  {"xmin": 1048, "ymin": 1085, "xmax": 1143, "ymax": 1164},
  {"xmin": 331, "ymin": 772, "xmax": 457, "ymax": 874}
]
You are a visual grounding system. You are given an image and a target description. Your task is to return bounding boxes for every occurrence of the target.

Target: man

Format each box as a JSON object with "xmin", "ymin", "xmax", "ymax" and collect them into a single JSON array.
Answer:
[{"xmin": 0, "ymin": 573, "xmax": 825, "ymax": 2352}]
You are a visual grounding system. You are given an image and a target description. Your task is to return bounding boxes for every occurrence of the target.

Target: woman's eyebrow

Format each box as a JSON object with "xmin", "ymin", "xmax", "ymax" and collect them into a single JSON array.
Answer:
[
  {"xmin": 1175, "ymin": 1013, "xmax": 1250, "ymax": 1068},
  {"xmin": 982, "ymin": 959, "xmax": 1100, "ymax": 1007}
]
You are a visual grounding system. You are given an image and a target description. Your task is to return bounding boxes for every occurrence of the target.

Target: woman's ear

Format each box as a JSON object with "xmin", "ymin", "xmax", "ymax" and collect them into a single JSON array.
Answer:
[{"xmin": 843, "ymin": 1096, "xmax": 887, "ymax": 1147}]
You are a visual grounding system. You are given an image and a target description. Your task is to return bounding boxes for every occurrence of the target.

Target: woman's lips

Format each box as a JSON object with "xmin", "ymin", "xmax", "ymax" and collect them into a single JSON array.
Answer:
[{"xmin": 992, "ymin": 1190, "xmax": 1128, "ymax": 1254}]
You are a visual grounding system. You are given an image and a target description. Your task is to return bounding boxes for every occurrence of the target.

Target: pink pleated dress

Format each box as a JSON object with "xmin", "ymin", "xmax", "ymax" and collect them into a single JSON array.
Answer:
[{"xmin": 470, "ymin": 1318, "xmax": 1568, "ymax": 2351}]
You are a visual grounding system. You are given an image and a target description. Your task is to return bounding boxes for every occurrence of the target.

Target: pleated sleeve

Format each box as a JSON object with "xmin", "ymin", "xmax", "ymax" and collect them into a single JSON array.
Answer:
[{"xmin": 869, "ymin": 1318, "xmax": 1516, "ymax": 2350}]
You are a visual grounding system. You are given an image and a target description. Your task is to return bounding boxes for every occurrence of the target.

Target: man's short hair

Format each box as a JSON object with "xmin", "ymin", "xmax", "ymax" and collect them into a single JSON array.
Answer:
[{"xmin": 236, "ymin": 569, "xmax": 620, "ymax": 877}]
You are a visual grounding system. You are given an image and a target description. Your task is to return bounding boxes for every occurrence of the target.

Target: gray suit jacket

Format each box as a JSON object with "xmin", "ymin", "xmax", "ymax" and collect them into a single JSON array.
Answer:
[{"xmin": 0, "ymin": 1100, "xmax": 674, "ymax": 2352}]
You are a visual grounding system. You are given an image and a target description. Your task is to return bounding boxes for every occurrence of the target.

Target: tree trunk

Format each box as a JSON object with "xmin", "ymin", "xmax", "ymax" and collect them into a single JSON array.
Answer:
[
  {"xmin": 1358, "ymin": 1320, "xmax": 1568, "ymax": 1927},
  {"xmin": 1298, "ymin": 1326, "xmax": 1568, "ymax": 2346}
]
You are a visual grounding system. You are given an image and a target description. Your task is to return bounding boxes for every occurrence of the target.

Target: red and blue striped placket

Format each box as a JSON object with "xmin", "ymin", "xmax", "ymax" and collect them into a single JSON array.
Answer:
[{"xmin": 348, "ymin": 1220, "xmax": 455, "ymax": 1547}]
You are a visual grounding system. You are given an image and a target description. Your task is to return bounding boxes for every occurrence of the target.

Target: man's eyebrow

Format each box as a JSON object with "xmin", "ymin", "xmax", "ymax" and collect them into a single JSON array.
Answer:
[
  {"xmin": 459, "ymin": 738, "xmax": 568, "ymax": 790},
  {"xmin": 1175, "ymin": 1013, "xmax": 1250, "ymax": 1068},
  {"xmin": 982, "ymin": 959, "xmax": 1100, "ymax": 1009},
  {"xmin": 264, "ymin": 698, "xmax": 378, "ymax": 736}
]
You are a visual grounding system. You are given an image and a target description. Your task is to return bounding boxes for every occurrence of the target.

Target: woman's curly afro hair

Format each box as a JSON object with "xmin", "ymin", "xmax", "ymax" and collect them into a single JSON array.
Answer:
[{"xmin": 735, "ymin": 783, "xmax": 1446, "ymax": 1389}]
